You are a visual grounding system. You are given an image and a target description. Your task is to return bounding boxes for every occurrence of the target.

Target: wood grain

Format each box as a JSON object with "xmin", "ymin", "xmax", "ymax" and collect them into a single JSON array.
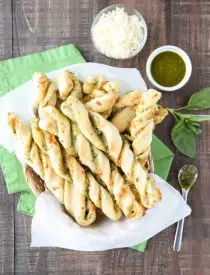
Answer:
[
  {"xmin": 0, "ymin": 0, "xmax": 210, "ymax": 274},
  {"xmin": 0, "ymin": 1, "xmax": 15, "ymax": 274}
]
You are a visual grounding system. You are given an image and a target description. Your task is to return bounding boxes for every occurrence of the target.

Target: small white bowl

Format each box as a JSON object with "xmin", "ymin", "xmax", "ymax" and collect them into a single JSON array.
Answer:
[
  {"xmin": 146, "ymin": 45, "xmax": 192, "ymax": 92},
  {"xmin": 91, "ymin": 4, "xmax": 148, "ymax": 60}
]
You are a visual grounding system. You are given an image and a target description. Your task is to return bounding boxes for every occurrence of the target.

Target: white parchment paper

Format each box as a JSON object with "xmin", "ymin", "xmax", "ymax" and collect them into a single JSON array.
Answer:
[
  {"xmin": 0, "ymin": 63, "xmax": 191, "ymax": 251},
  {"xmin": 31, "ymin": 174, "xmax": 191, "ymax": 251}
]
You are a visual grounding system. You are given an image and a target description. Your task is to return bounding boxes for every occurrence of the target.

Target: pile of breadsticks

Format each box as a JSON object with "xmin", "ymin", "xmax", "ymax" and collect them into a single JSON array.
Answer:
[{"xmin": 8, "ymin": 70, "xmax": 167, "ymax": 226}]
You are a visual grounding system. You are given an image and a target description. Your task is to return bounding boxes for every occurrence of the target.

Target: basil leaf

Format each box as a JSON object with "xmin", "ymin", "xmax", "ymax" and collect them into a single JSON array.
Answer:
[
  {"xmin": 183, "ymin": 119, "xmax": 202, "ymax": 133},
  {"xmin": 190, "ymin": 121, "xmax": 202, "ymax": 127},
  {"xmin": 178, "ymin": 113, "xmax": 210, "ymax": 122},
  {"xmin": 195, "ymin": 128, "xmax": 202, "ymax": 135},
  {"xmin": 187, "ymin": 124, "xmax": 202, "ymax": 135},
  {"xmin": 171, "ymin": 120, "xmax": 196, "ymax": 158},
  {"xmin": 185, "ymin": 88, "xmax": 210, "ymax": 110}
]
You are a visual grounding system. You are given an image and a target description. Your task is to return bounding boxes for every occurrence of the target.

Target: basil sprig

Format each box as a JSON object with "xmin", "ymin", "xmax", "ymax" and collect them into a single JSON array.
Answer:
[
  {"xmin": 171, "ymin": 119, "xmax": 196, "ymax": 158},
  {"xmin": 168, "ymin": 87, "xmax": 210, "ymax": 158},
  {"xmin": 176, "ymin": 88, "xmax": 210, "ymax": 111}
]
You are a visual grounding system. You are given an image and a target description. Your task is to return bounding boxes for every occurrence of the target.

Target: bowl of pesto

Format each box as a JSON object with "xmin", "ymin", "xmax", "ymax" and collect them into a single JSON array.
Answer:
[{"xmin": 146, "ymin": 45, "xmax": 192, "ymax": 92}]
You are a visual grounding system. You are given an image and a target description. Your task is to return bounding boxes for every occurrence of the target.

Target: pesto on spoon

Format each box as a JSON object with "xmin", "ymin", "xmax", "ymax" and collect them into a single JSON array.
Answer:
[
  {"xmin": 178, "ymin": 165, "xmax": 198, "ymax": 190},
  {"xmin": 173, "ymin": 164, "xmax": 198, "ymax": 252}
]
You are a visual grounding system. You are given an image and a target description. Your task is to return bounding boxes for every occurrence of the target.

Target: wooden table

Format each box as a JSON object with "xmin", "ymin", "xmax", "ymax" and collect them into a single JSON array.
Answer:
[{"xmin": 0, "ymin": 0, "xmax": 210, "ymax": 274}]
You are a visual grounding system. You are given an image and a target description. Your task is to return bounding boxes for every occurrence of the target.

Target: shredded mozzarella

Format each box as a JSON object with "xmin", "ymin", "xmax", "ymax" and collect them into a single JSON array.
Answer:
[{"xmin": 92, "ymin": 7, "xmax": 145, "ymax": 59}]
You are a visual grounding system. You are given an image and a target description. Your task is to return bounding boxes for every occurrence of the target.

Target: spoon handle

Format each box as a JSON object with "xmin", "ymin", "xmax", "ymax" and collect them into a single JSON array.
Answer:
[
  {"xmin": 173, "ymin": 189, "xmax": 189, "ymax": 252},
  {"xmin": 173, "ymin": 218, "xmax": 185, "ymax": 251}
]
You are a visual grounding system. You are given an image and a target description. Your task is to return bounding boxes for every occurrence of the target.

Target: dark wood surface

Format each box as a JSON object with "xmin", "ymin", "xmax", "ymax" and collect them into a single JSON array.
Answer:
[{"xmin": 0, "ymin": 0, "xmax": 210, "ymax": 274}]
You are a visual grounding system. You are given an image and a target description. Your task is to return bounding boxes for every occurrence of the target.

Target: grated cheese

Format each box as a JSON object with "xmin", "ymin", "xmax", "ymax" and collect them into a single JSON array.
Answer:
[{"xmin": 92, "ymin": 7, "xmax": 145, "ymax": 59}]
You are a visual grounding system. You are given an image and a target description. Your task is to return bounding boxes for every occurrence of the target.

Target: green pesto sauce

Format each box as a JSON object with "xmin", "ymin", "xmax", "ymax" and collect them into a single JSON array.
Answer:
[
  {"xmin": 178, "ymin": 165, "xmax": 197, "ymax": 190},
  {"xmin": 151, "ymin": 51, "xmax": 186, "ymax": 87}
]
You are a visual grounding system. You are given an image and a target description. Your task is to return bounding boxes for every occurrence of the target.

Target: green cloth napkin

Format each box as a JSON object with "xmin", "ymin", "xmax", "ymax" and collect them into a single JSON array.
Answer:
[
  {"xmin": 0, "ymin": 44, "xmax": 174, "ymax": 252},
  {"xmin": 0, "ymin": 44, "xmax": 85, "ymax": 216}
]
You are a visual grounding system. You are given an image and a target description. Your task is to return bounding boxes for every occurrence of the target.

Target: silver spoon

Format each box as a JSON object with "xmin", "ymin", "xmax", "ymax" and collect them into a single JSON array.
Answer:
[{"xmin": 173, "ymin": 164, "xmax": 198, "ymax": 252}]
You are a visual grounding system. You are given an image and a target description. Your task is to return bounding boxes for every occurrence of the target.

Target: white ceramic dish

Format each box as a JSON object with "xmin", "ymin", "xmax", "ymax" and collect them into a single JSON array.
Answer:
[{"xmin": 146, "ymin": 45, "xmax": 192, "ymax": 92}]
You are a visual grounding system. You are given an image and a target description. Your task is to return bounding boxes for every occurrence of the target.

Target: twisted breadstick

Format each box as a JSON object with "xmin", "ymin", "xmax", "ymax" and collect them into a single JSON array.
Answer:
[
  {"xmin": 132, "ymin": 120, "xmax": 154, "ymax": 157},
  {"xmin": 64, "ymin": 98, "xmax": 106, "ymax": 152},
  {"xmin": 135, "ymin": 89, "xmax": 162, "ymax": 113},
  {"xmin": 129, "ymin": 105, "xmax": 157, "ymax": 137},
  {"xmin": 31, "ymin": 117, "xmax": 122, "ymax": 221},
  {"xmin": 65, "ymin": 155, "xmax": 122, "ymax": 221},
  {"xmin": 44, "ymin": 132, "xmax": 71, "ymax": 181},
  {"xmin": 38, "ymin": 106, "xmax": 75, "ymax": 155},
  {"xmin": 113, "ymin": 90, "xmax": 142, "ymax": 111},
  {"xmin": 63, "ymin": 178, "xmax": 96, "ymax": 226},
  {"xmin": 110, "ymin": 167, "xmax": 144, "ymax": 217},
  {"xmin": 110, "ymin": 90, "xmax": 142, "ymax": 132},
  {"xmin": 61, "ymin": 98, "xmax": 162, "ymax": 209},
  {"xmin": 38, "ymin": 109, "xmax": 144, "ymax": 218},
  {"xmin": 23, "ymin": 148, "xmax": 96, "ymax": 226},
  {"xmin": 8, "ymin": 113, "xmax": 96, "ymax": 226},
  {"xmin": 30, "ymin": 118, "xmax": 48, "ymax": 154},
  {"xmin": 111, "ymin": 89, "xmax": 167, "ymax": 137},
  {"xmin": 90, "ymin": 103, "xmax": 162, "ymax": 208},
  {"xmin": 82, "ymin": 75, "xmax": 106, "ymax": 95},
  {"xmin": 24, "ymin": 165, "xmax": 45, "ymax": 196},
  {"xmin": 82, "ymin": 75, "xmax": 120, "ymax": 117},
  {"xmin": 32, "ymin": 72, "xmax": 57, "ymax": 109},
  {"xmin": 90, "ymin": 111, "xmax": 123, "ymax": 164},
  {"xmin": 58, "ymin": 70, "xmax": 83, "ymax": 101},
  {"xmin": 110, "ymin": 107, "xmax": 136, "ymax": 133},
  {"xmin": 32, "ymin": 72, "xmax": 98, "ymax": 224},
  {"xmin": 120, "ymin": 139, "xmax": 161, "ymax": 208},
  {"xmin": 41, "ymin": 151, "xmax": 96, "ymax": 226},
  {"xmin": 110, "ymin": 89, "xmax": 168, "ymax": 166},
  {"xmin": 85, "ymin": 81, "xmax": 120, "ymax": 113},
  {"xmin": 41, "ymin": 152, "xmax": 96, "ymax": 226},
  {"xmin": 129, "ymin": 90, "xmax": 168, "ymax": 158},
  {"xmin": 8, "ymin": 113, "xmax": 44, "ymax": 179}
]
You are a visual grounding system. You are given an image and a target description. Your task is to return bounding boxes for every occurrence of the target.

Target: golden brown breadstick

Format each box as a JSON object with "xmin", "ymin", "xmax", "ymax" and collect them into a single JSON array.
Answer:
[
  {"xmin": 58, "ymin": 70, "xmax": 83, "ymax": 101},
  {"xmin": 38, "ymin": 110, "xmax": 144, "ymax": 218},
  {"xmin": 61, "ymin": 98, "xmax": 162, "ymax": 209},
  {"xmin": 32, "ymin": 72, "xmax": 57, "ymax": 109},
  {"xmin": 8, "ymin": 113, "xmax": 96, "ymax": 226}
]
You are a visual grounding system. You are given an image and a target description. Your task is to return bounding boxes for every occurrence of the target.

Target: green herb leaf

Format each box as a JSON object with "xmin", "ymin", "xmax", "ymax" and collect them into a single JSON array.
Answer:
[
  {"xmin": 195, "ymin": 127, "xmax": 202, "ymax": 135},
  {"xmin": 186, "ymin": 123, "xmax": 202, "ymax": 135},
  {"xmin": 176, "ymin": 113, "xmax": 210, "ymax": 122},
  {"xmin": 190, "ymin": 121, "xmax": 202, "ymax": 127},
  {"xmin": 171, "ymin": 120, "xmax": 196, "ymax": 158},
  {"xmin": 185, "ymin": 88, "xmax": 210, "ymax": 110}
]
